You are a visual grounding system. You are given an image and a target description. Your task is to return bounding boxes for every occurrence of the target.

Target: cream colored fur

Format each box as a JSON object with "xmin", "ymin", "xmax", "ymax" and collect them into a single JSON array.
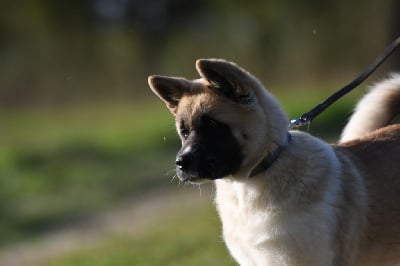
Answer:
[
  {"xmin": 216, "ymin": 133, "xmax": 344, "ymax": 265},
  {"xmin": 341, "ymin": 74, "xmax": 400, "ymax": 142}
]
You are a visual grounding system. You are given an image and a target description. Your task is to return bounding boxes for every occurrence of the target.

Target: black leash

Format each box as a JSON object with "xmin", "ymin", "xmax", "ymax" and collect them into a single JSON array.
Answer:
[{"xmin": 289, "ymin": 36, "xmax": 400, "ymax": 129}]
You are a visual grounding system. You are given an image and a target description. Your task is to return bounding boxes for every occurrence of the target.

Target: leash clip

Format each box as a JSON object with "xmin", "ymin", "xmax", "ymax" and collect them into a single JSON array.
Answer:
[{"xmin": 289, "ymin": 117, "xmax": 310, "ymax": 129}]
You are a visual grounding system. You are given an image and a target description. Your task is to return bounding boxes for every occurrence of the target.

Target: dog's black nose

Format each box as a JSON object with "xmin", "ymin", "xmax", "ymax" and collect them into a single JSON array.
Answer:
[
  {"xmin": 175, "ymin": 157, "xmax": 185, "ymax": 169},
  {"xmin": 176, "ymin": 153, "xmax": 193, "ymax": 171}
]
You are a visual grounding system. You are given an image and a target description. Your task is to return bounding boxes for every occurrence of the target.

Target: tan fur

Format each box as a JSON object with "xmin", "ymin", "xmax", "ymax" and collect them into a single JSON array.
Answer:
[
  {"xmin": 336, "ymin": 125, "xmax": 400, "ymax": 266},
  {"xmin": 148, "ymin": 59, "xmax": 400, "ymax": 266}
]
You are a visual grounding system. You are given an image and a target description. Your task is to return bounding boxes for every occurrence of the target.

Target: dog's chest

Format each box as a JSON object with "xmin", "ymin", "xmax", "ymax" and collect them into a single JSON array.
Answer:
[
  {"xmin": 215, "ymin": 181, "xmax": 284, "ymax": 265},
  {"xmin": 217, "ymin": 192, "xmax": 273, "ymax": 245},
  {"xmin": 215, "ymin": 179, "xmax": 337, "ymax": 266}
]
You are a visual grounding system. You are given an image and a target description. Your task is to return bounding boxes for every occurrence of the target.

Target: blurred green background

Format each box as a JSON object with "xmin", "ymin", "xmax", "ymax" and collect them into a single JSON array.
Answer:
[{"xmin": 0, "ymin": 1, "xmax": 399, "ymax": 265}]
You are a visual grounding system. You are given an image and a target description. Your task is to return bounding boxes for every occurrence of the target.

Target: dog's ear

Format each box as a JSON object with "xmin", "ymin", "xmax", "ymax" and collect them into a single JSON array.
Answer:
[
  {"xmin": 196, "ymin": 59, "xmax": 254, "ymax": 104},
  {"xmin": 148, "ymin": 75, "xmax": 192, "ymax": 114}
]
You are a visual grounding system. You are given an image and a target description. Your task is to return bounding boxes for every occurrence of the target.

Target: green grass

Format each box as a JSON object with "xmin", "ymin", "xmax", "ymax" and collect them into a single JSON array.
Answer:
[
  {"xmin": 0, "ymin": 102, "xmax": 180, "ymax": 245},
  {"xmin": 0, "ymin": 102, "xmax": 177, "ymax": 156},
  {"xmin": 42, "ymin": 203, "xmax": 236, "ymax": 266}
]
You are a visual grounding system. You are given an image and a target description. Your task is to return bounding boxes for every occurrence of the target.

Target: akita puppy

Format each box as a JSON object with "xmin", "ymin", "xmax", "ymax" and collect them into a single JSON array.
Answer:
[{"xmin": 148, "ymin": 59, "xmax": 400, "ymax": 266}]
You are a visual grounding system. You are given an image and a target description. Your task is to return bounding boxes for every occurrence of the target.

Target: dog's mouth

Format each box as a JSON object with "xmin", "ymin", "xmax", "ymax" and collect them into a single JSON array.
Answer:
[{"xmin": 176, "ymin": 168, "xmax": 215, "ymax": 184}]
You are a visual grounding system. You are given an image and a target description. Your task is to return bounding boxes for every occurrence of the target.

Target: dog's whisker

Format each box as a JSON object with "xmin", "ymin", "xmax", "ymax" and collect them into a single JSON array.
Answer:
[{"xmin": 170, "ymin": 174, "xmax": 178, "ymax": 183}]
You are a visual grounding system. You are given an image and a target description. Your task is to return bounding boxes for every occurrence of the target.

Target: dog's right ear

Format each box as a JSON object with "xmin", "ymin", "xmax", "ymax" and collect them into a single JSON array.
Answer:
[{"xmin": 148, "ymin": 75, "xmax": 192, "ymax": 114}]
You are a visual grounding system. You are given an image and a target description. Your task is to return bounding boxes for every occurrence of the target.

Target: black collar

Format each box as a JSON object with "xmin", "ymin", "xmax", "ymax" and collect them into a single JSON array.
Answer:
[{"xmin": 249, "ymin": 133, "xmax": 292, "ymax": 177}]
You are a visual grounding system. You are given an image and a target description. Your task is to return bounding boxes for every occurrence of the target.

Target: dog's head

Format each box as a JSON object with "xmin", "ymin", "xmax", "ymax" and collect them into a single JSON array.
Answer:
[{"xmin": 148, "ymin": 59, "xmax": 288, "ymax": 183}]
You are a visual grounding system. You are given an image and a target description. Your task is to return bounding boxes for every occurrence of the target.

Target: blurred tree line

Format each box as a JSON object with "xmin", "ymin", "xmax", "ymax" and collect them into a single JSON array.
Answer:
[{"xmin": 0, "ymin": 0, "xmax": 398, "ymax": 107}]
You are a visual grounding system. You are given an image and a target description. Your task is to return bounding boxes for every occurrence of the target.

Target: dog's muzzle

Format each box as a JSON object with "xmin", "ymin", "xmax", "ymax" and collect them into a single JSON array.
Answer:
[{"xmin": 175, "ymin": 146, "xmax": 208, "ymax": 182}]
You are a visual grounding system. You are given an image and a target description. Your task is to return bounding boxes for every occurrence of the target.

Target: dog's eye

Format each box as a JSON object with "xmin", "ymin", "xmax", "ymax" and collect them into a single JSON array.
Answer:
[
  {"xmin": 181, "ymin": 130, "xmax": 189, "ymax": 139},
  {"xmin": 180, "ymin": 124, "xmax": 190, "ymax": 139}
]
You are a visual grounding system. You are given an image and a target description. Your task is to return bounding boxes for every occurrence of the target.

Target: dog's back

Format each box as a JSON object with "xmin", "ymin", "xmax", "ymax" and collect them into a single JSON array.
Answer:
[{"xmin": 337, "ymin": 75, "xmax": 400, "ymax": 265}]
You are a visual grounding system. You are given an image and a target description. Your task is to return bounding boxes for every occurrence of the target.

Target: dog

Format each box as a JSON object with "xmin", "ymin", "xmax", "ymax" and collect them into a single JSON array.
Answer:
[{"xmin": 148, "ymin": 59, "xmax": 400, "ymax": 266}]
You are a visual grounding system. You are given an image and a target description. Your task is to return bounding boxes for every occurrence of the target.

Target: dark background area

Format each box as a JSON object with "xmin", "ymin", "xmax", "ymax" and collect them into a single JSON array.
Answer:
[{"xmin": 1, "ymin": 0, "xmax": 399, "ymax": 107}]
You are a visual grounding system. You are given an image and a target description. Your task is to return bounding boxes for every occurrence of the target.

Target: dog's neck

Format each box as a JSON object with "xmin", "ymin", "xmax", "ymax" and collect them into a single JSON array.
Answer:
[{"xmin": 249, "ymin": 132, "xmax": 292, "ymax": 177}]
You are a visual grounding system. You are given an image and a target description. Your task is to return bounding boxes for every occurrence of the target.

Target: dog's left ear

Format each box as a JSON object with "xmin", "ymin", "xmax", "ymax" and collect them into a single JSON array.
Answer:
[
  {"xmin": 148, "ymin": 75, "xmax": 192, "ymax": 114},
  {"xmin": 196, "ymin": 59, "xmax": 254, "ymax": 104}
]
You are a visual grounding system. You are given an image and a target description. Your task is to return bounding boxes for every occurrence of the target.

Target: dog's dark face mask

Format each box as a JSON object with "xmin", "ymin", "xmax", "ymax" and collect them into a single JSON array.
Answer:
[{"xmin": 175, "ymin": 114, "xmax": 243, "ymax": 183}]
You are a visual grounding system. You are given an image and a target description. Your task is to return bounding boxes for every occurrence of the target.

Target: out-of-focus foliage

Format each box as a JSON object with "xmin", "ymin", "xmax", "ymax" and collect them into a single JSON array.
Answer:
[{"xmin": 0, "ymin": 0, "xmax": 398, "ymax": 107}]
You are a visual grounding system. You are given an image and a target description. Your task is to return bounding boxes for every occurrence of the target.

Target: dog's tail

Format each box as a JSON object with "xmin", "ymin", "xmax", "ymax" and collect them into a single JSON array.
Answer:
[{"xmin": 340, "ymin": 74, "xmax": 400, "ymax": 143}]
